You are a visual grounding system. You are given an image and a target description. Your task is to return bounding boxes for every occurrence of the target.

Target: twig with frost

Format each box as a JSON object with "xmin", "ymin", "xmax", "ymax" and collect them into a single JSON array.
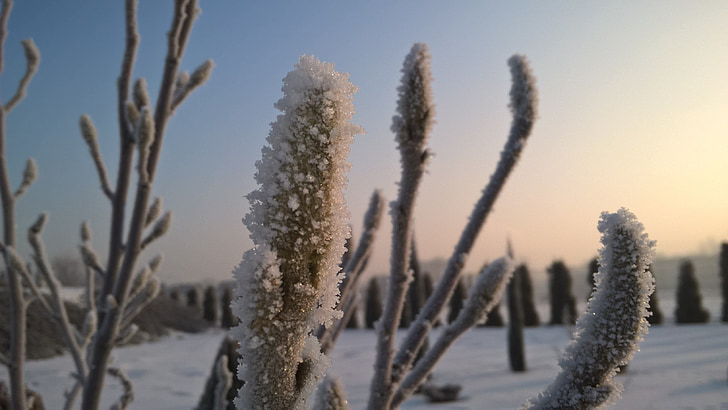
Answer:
[
  {"xmin": 25, "ymin": 213, "xmax": 93, "ymax": 410},
  {"xmin": 3, "ymin": 38, "xmax": 39, "ymax": 113},
  {"xmin": 144, "ymin": 197, "xmax": 162, "ymax": 227},
  {"xmin": 108, "ymin": 367, "xmax": 134, "ymax": 410},
  {"xmin": 80, "ymin": 222, "xmax": 97, "ymax": 313},
  {"xmin": 79, "ymin": 115, "xmax": 114, "ymax": 200},
  {"xmin": 81, "ymin": 1, "xmax": 211, "ymax": 408},
  {"xmin": 114, "ymin": 324, "xmax": 139, "ymax": 346},
  {"xmin": 213, "ymin": 355, "xmax": 232, "ymax": 410},
  {"xmin": 140, "ymin": 210, "xmax": 172, "ymax": 249},
  {"xmin": 389, "ymin": 54, "xmax": 538, "ymax": 397},
  {"xmin": 0, "ymin": 1, "xmax": 41, "ymax": 406},
  {"xmin": 120, "ymin": 277, "xmax": 161, "ymax": 329},
  {"xmin": 232, "ymin": 55, "xmax": 361, "ymax": 409},
  {"xmin": 369, "ymin": 42, "xmax": 435, "ymax": 410},
  {"xmin": 12, "ymin": 158, "xmax": 36, "ymax": 199},
  {"xmin": 524, "ymin": 208, "xmax": 655, "ymax": 409},
  {"xmin": 318, "ymin": 189, "xmax": 385, "ymax": 354},
  {"xmin": 314, "ymin": 375, "xmax": 350, "ymax": 410},
  {"xmin": 171, "ymin": 59, "xmax": 214, "ymax": 110},
  {"xmin": 392, "ymin": 257, "xmax": 515, "ymax": 407},
  {"xmin": 0, "ymin": 240, "xmax": 50, "ymax": 312}
]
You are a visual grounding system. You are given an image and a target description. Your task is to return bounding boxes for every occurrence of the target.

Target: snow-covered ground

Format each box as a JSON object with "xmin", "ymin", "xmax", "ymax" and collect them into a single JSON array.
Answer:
[{"xmin": 3, "ymin": 298, "xmax": 727, "ymax": 409}]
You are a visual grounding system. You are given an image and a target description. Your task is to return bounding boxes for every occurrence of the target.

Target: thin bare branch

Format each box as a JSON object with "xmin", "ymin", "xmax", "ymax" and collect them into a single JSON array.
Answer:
[
  {"xmin": 147, "ymin": 0, "xmax": 198, "ymax": 180},
  {"xmin": 27, "ymin": 213, "xmax": 89, "ymax": 382},
  {"xmin": 338, "ymin": 190, "xmax": 384, "ymax": 314},
  {"xmin": 107, "ymin": 367, "xmax": 134, "ymax": 410},
  {"xmin": 63, "ymin": 381, "xmax": 83, "ymax": 410},
  {"xmin": 3, "ymin": 38, "xmax": 39, "ymax": 113},
  {"xmin": 84, "ymin": 1, "xmax": 207, "ymax": 408},
  {"xmin": 214, "ymin": 355, "xmax": 232, "ymax": 410},
  {"xmin": 99, "ymin": 0, "xmax": 140, "ymax": 309}
]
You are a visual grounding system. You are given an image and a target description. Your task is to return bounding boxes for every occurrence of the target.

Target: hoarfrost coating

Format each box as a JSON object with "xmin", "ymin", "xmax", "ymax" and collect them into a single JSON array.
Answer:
[
  {"xmin": 231, "ymin": 55, "xmax": 362, "ymax": 409},
  {"xmin": 525, "ymin": 208, "xmax": 656, "ymax": 409}
]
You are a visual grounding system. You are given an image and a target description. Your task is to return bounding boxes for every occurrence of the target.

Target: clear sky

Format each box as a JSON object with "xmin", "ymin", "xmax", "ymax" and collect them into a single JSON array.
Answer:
[{"xmin": 3, "ymin": 1, "xmax": 727, "ymax": 283}]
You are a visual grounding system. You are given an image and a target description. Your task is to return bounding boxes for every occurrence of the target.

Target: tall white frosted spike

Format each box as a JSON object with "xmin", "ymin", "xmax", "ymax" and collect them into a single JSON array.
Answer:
[{"xmin": 231, "ymin": 55, "xmax": 361, "ymax": 410}]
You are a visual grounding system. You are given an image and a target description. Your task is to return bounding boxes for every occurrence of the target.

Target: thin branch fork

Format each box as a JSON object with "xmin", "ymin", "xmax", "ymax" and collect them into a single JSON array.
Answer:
[
  {"xmin": 100, "ymin": 0, "xmax": 141, "ymax": 310},
  {"xmin": 391, "ymin": 258, "xmax": 514, "ymax": 407},
  {"xmin": 390, "ymin": 55, "xmax": 538, "ymax": 387},
  {"xmin": 27, "ymin": 214, "xmax": 89, "ymax": 382}
]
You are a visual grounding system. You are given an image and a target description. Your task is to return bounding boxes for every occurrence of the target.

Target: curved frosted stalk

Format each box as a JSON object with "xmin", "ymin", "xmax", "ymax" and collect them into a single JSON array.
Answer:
[{"xmin": 524, "ymin": 208, "xmax": 656, "ymax": 409}]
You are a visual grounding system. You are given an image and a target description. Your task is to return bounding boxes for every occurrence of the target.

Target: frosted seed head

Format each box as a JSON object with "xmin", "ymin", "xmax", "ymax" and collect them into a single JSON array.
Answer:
[
  {"xmin": 148, "ymin": 254, "xmax": 164, "ymax": 273},
  {"xmin": 363, "ymin": 190, "xmax": 385, "ymax": 231},
  {"xmin": 125, "ymin": 101, "xmax": 140, "ymax": 127},
  {"xmin": 79, "ymin": 243, "xmax": 101, "ymax": 269},
  {"xmin": 29, "ymin": 213, "xmax": 48, "ymax": 235},
  {"xmin": 133, "ymin": 78, "xmax": 151, "ymax": 109},
  {"xmin": 80, "ymin": 221, "xmax": 92, "ymax": 243},
  {"xmin": 137, "ymin": 108, "xmax": 155, "ymax": 151},
  {"xmin": 82, "ymin": 310, "xmax": 97, "ymax": 339},
  {"xmin": 151, "ymin": 211, "xmax": 172, "ymax": 238},
  {"xmin": 79, "ymin": 114, "xmax": 98, "ymax": 145},
  {"xmin": 392, "ymin": 43, "xmax": 435, "ymax": 149},
  {"xmin": 22, "ymin": 158, "xmax": 38, "ymax": 186},
  {"xmin": 233, "ymin": 55, "xmax": 360, "ymax": 409},
  {"xmin": 145, "ymin": 197, "xmax": 163, "ymax": 227},
  {"xmin": 105, "ymin": 295, "xmax": 118, "ymax": 311},
  {"xmin": 507, "ymin": 54, "xmax": 538, "ymax": 125},
  {"xmin": 189, "ymin": 59, "xmax": 215, "ymax": 89},
  {"xmin": 176, "ymin": 70, "xmax": 190, "ymax": 90}
]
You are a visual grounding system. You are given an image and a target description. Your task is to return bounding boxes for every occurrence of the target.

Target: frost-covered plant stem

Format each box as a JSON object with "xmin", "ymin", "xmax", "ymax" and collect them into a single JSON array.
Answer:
[
  {"xmin": 319, "ymin": 190, "xmax": 385, "ymax": 354},
  {"xmin": 314, "ymin": 375, "xmax": 350, "ymax": 410},
  {"xmin": 0, "ymin": 1, "xmax": 40, "ymax": 407},
  {"xmin": 368, "ymin": 42, "xmax": 435, "ymax": 410},
  {"xmin": 525, "ymin": 208, "xmax": 655, "ymax": 409},
  {"xmin": 232, "ymin": 55, "xmax": 361, "ymax": 409},
  {"xmin": 391, "ymin": 258, "xmax": 514, "ymax": 407},
  {"xmin": 389, "ymin": 54, "xmax": 538, "ymax": 401},
  {"xmin": 27, "ymin": 215, "xmax": 89, "ymax": 385},
  {"xmin": 81, "ymin": 1, "xmax": 211, "ymax": 408}
]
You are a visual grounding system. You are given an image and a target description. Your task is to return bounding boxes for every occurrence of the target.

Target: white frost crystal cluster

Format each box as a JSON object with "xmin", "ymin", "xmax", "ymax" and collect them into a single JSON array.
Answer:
[
  {"xmin": 231, "ymin": 55, "xmax": 362, "ymax": 409},
  {"xmin": 525, "ymin": 207, "xmax": 656, "ymax": 409}
]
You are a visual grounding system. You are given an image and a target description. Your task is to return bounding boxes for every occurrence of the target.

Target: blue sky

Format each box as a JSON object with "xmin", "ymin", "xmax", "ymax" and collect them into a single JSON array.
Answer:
[{"xmin": 4, "ymin": 1, "xmax": 727, "ymax": 283}]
